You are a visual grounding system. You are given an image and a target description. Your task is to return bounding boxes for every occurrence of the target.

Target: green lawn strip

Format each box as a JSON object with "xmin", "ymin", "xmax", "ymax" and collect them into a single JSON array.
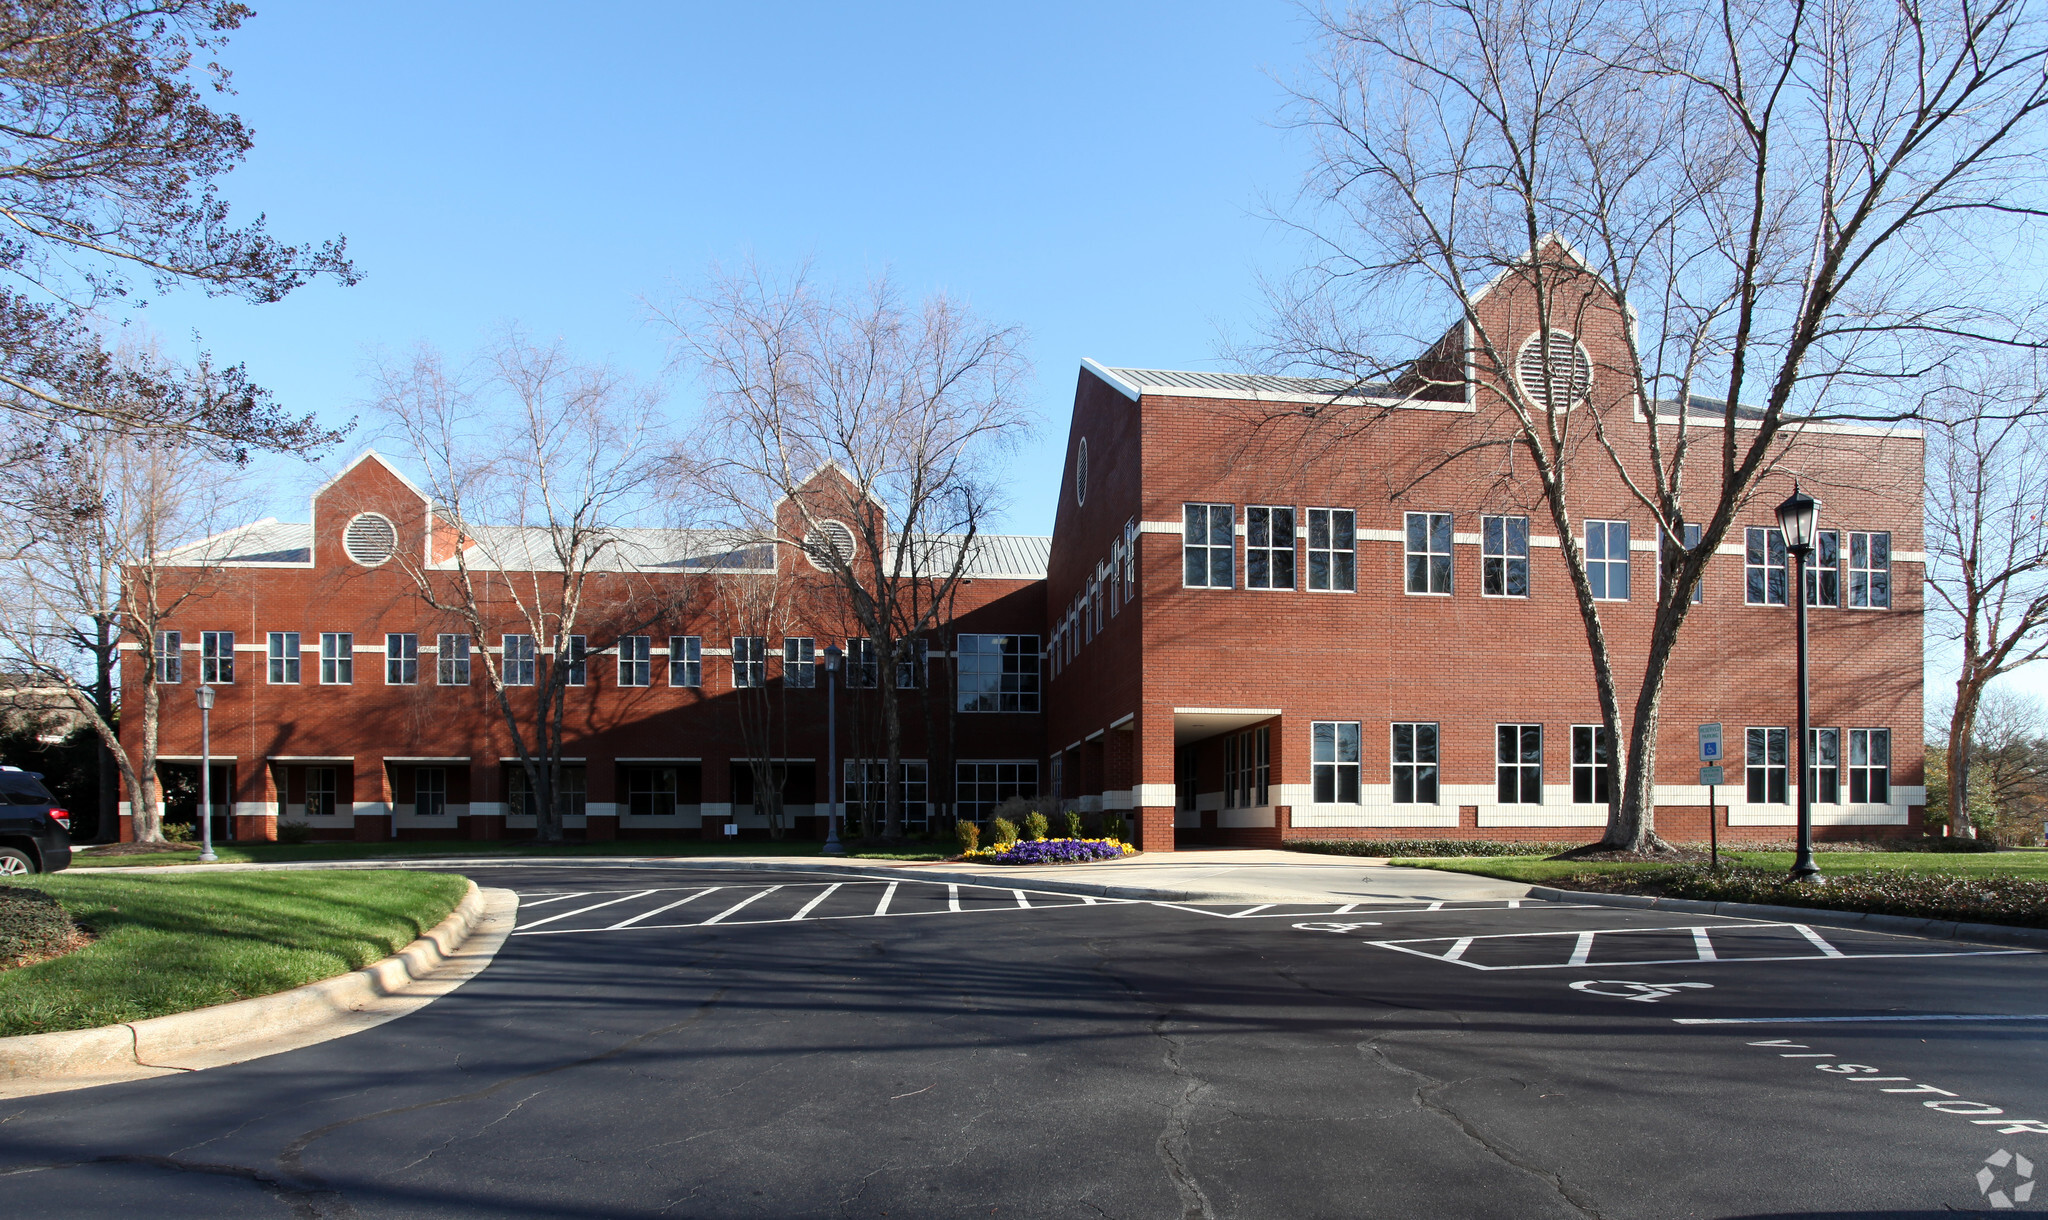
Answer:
[
  {"xmin": 1396, "ymin": 850, "xmax": 2048, "ymax": 884},
  {"xmin": 0, "ymin": 870, "xmax": 469, "ymax": 1037},
  {"xmin": 68, "ymin": 838, "xmax": 831, "ymax": 868}
]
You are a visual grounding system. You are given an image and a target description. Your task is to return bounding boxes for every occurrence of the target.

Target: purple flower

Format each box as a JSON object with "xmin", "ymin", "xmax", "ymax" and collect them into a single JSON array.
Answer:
[{"xmin": 983, "ymin": 838, "xmax": 1127, "ymax": 865}]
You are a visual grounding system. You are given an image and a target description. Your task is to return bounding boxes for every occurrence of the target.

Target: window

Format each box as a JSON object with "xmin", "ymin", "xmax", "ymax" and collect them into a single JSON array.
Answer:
[
  {"xmin": 625, "ymin": 767, "xmax": 678, "ymax": 818},
  {"xmin": 1848, "ymin": 532, "xmax": 1891, "ymax": 608},
  {"xmin": 1246, "ymin": 507, "xmax": 1296, "ymax": 590},
  {"xmin": 955, "ymin": 761, "xmax": 1038, "ymax": 822},
  {"xmin": 155, "ymin": 631, "xmax": 181, "ymax": 683},
  {"xmin": 502, "ymin": 634, "xmax": 535, "ymax": 686},
  {"xmin": 1585, "ymin": 520, "xmax": 1630, "ymax": 601},
  {"xmin": 1183, "ymin": 503, "xmax": 1234, "ymax": 588},
  {"xmin": 670, "ymin": 636, "xmax": 701, "ymax": 687},
  {"xmin": 1808, "ymin": 727, "xmax": 1840, "ymax": 804},
  {"xmin": 784, "ymin": 637, "xmax": 815, "ymax": 688},
  {"xmin": 565, "ymin": 636, "xmax": 586, "ymax": 686},
  {"xmin": 1391, "ymin": 722, "xmax": 1440, "ymax": 803},
  {"xmin": 1806, "ymin": 530, "xmax": 1840, "ymax": 607},
  {"xmin": 507, "ymin": 764, "xmax": 585, "ymax": 819},
  {"xmin": 1684, "ymin": 523, "xmax": 1704, "ymax": 604},
  {"xmin": 1496, "ymin": 724, "xmax": 1542, "ymax": 804},
  {"xmin": 1122, "ymin": 518, "xmax": 1138, "ymax": 600},
  {"xmin": 1306, "ymin": 508, "xmax": 1356, "ymax": 592},
  {"xmin": 1848, "ymin": 729, "xmax": 1891, "ymax": 803},
  {"xmin": 1746, "ymin": 727, "xmax": 1789, "ymax": 804},
  {"xmin": 202, "ymin": 631, "xmax": 235, "ymax": 684},
  {"xmin": 320, "ymin": 633, "xmax": 353, "ymax": 685},
  {"xmin": 1225, "ymin": 727, "xmax": 1270, "ymax": 808},
  {"xmin": 846, "ymin": 638, "xmax": 878, "ymax": 688},
  {"xmin": 1176, "ymin": 747, "xmax": 1198, "ymax": 812},
  {"xmin": 413, "ymin": 767, "xmax": 446, "ymax": 818},
  {"xmin": 957, "ymin": 634, "xmax": 1042, "ymax": 713},
  {"xmin": 1311, "ymin": 722, "xmax": 1361, "ymax": 804},
  {"xmin": 844, "ymin": 760, "xmax": 930, "ymax": 828},
  {"xmin": 1482, "ymin": 515, "xmax": 1530, "ymax": 598},
  {"xmin": 268, "ymin": 632, "xmax": 300, "ymax": 684},
  {"xmin": 730, "ymin": 636, "xmax": 764, "ymax": 688},
  {"xmin": 386, "ymin": 634, "xmax": 418, "ymax": 685},
  {"xmin": 1405, "ymin": 512, "xmax": 1453, "ymax": 594},
  {"xmin": 1572, "ymin": 725, "xmax": 1612, "ymax": 804},
  {"xmin": 437, "ymin": 634, "xmax": 470, "ymax": 685},
  {"xmin": 305, "ymin": 767, "xmax": 336, "ymax": 818},
  {"xmin": 619, "ymin": 635, "xmax": 652, "ymax": 687},
  {"xmin": 1746, "ymin": 527, "xmax": 1788, "ymax": 606},
  {"xmin": 896, "ymin": 638, "xmax": 929, "ymax": 689}
]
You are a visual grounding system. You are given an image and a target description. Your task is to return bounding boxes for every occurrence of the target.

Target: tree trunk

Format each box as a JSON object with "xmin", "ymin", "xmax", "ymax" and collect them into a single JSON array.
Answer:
[
  {"xmin": 94, "ymin": 617, "xmax": 117, "ymax": 842},
  {"xmin": 881, "ymin": 634, "xmax": 904, "ymax": 839},
  {"xmin": 1949, "ymin": 672, "xmax": 1986, "ymax": 838}
]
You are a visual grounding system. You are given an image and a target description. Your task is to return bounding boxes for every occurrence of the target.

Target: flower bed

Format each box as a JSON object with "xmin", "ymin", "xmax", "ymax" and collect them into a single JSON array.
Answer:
[
  {"xmin": 1556, "ymin": 864, "xmax": 2048, "ymax": 929},
  {"xmin": 964, "ymin": 838, "xmax": 1137, "ymax": 865}
]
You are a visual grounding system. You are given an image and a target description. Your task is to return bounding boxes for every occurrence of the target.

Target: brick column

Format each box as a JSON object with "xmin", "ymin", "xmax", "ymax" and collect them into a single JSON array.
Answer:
[
  {"xmin": 585, "ymin": 759, "xmax": 618, "ymax": 841},
  {"xmin": 468, "ymin": 761, "xmax": 502, "ymax": 840},
  {"xmin": 355, "ymin": 758, "xmax": 394, "ymax": 842},
  {"xmin": 235, "ymin": 762, "xmax": 279, "ymax": 843},
  {"xmin": 1136, "ymin": 804, "xmax": 1176, "ymax": 852}
]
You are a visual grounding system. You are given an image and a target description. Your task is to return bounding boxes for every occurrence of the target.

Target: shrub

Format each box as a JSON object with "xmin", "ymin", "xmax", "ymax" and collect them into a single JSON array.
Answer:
[
  {"xmin": 1556, "ymin": 864, "xmax": 2048, "ymax": 929},
  {"xmin": 0, "ymin": 887, "xmax": 86, "ymax": 969},
  {"xmin": 956, "ymin": 820, "xmax": 981, "ymax": 854},
  {"xmin": 1023, "ymin": 811, "xmax": 1050, "ymax": 841},
  {"xmin": 1096, "ymin": 812, "xmax": 1124, "ymax": 841},
  {"xmin": 991, "ymin": 794, "xmax": 1045, "ymax": 825},
  {"xmin": 1289, "ymin": 839, "xmax": 1578, "ymax": 858},
  {"xmin": 277, "ymin": 820, "xmax": 311, "ymax": 845},
  {"xmin": 989, "ymin": 817, "xmax": 1019, "ymax": 847},
  {"xmin": 1063, "ymin": 810, "xmax": 1085, "ymax": 839},
  {"xmin": 160, "ymin": 821, "xmax": 195, "ymax": 844}
]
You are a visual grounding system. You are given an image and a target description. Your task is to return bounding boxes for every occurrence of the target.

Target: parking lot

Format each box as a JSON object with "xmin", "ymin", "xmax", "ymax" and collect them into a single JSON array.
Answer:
[{"xmin": 3, "ymin": 860, "xmax": 2045, "ymax": 1218}]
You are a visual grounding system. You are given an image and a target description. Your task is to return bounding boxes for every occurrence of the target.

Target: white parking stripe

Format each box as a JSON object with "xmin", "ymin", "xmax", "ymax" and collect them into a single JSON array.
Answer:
[
  {"xmin": 1229, "ymin": 904, "xmax": 1275, "ymax": 919},
  {"xmin": 610, "ymin": 888, "xmax": 720, "ymax": 929},
  {"xmin": 516, "ymin": 891, "xmax": 593, "ymax": 908},
  {"xmin": 790, "ymin": 883, "xmax": 842, "ymax": 921},
  {"xmin": 702, "ymin": 886, "xmax": 781, "ymax": 924},
  {"xmin": 1443, "ymin": 937, "xmax": 1474, "ymax": 962},
  {"xmin": 1693, "ymin": 927, "xmax": 1718, "ymax": 961},
  {"xmin": 948, "ymin": 884, "xmax": 961, "ymax": 913},
  {"xmin": 519, "ymin": 890, "xmax": 657, "ymax": 930},
  {"xmin": 1677, "ymin": 1012, "xmax": 2048, "ymax": 1025},
  {"xmin": 874, "ymin": 881, "xmax": 898, "ymax": 916},
  {"xmin": 1794, "ymin": 924, "xmax": 1846, "ymax": 957},
  {"xmin": 1013, "ymin": 889, "xmax": 1030, "ymax": 908},
  {"xmin": 1569, "ymin": 931, "xmax": 1595, "ymax": 966}
]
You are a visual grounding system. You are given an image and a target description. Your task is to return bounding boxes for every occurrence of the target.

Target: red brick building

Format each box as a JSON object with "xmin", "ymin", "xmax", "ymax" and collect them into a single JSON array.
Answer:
[{"xmin": 125, "ymin": 273, "xmax": 1924, "ymax": 851}]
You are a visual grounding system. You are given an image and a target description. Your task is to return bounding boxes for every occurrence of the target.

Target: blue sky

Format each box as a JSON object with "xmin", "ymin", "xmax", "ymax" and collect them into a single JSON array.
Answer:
[{"xmin": 136, "ymin": 1, "xmax": 1313, "ymax": 536}]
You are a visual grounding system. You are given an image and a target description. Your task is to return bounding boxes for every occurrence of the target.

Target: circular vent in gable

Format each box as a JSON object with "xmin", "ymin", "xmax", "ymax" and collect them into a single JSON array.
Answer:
[
  {"xmin": 343, "ymin": 512, "xmax": 398, "ymax": 567},
  {"xmin": 804, "ymin": 520, "xmax": 857, "ymax": 571},
  {"xmin": 1514, "ymin": 330, "xmax": 1594, "ymax": 412},
  {"xmin": 1075, "ymin": 437, "xmax": 1089, "ymax": 507}
]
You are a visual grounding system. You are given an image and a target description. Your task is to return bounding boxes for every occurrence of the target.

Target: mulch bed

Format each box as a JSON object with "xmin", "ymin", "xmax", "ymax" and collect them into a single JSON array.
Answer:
[
  {"xmin": 0, "ymin": 887, "xmax": 92, "ymax": 972},
  {"xmin": 78, "ymin": 841, "xmax": 195, "ymax": 857}
]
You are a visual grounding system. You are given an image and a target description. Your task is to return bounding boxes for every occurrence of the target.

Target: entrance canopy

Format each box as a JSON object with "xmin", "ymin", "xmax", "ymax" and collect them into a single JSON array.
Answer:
[{"xmin": 1173, "ymin": 707, "xmax": 1282, "ymax": 745}]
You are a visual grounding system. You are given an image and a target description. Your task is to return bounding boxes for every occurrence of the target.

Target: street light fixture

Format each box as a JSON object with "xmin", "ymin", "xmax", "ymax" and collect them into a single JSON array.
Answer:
[
  {"xmin": 821, "ymin": 645, "xmax": 844, "ymax": 856},
  {"xmin": 195, "ymin": 684, "xmax": 218, "ymax": 864},
  {"xmin": 1775, "ymin": 485, "xmax": 1822, "ymax": 884}
]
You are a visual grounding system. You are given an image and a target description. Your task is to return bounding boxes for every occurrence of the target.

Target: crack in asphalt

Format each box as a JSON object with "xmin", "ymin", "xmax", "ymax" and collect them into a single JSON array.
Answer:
[
  {"xmin": 0, "ymin": 1151, "xmax": 340, "ymax": 1219},
  {"xmin": 397, "ymin": 1087, "xmax": 547, "ymax": 1172},
  {"xmin": 1152, "ymin": 1015, "xmax": 1220, "ymax": 1220},
  {"xmin": 1363, "ymin": 1038, "xmax": 1609, "ymax": 1220}
]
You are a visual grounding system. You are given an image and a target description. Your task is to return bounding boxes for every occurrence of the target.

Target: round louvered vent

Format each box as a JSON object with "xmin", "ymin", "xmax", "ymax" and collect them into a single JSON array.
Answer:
[
  {"xmin": 1515, "ymin": 330, "xmax": 1593, "ymax": 411},
  {"xmin": 1075, "ymin": 437, "xmax": 1088, "ymax": 506},
  {"xmin": 804, "ymin": 520, "xmax": 856, "ymax": 571},
  {"xmin": 343, "ymin": 512, "xmax": 398, "ymax": 567}
]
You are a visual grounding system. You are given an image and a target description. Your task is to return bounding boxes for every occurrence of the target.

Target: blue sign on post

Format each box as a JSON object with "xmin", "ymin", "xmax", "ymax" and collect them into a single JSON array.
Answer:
[{"xmin": 1698, "ymin": 723, "xmax": 1723, "ymax": 762}]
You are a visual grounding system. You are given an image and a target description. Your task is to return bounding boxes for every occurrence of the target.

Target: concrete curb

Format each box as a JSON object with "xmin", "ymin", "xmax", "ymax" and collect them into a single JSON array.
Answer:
[
  {"xmin": 0, "ymin": 878, "xmax": 512, "ymax": 1094},
  {"xmin": 1528, "ymin": 885, "xmax": 2048, "ymax": 951}
]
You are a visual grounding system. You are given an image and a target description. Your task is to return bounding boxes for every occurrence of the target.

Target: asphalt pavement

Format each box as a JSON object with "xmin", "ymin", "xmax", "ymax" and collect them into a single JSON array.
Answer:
[{"xmin": 3, "ymin": 859, "xmax": 2045, "ymax": 1218}]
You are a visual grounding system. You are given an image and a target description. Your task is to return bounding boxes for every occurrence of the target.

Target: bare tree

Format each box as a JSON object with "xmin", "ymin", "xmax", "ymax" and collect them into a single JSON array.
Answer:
[
  {"xmin": 715, "ymin": 564, "xmax": 795, "ymax": 839},
  {"xmin": 370, "ymin": 336, "xmax": 677, "ymax": 844},
  {"xmin": 665, "ymin": 264, "xmax": 1032, "ymax": 839},
  {"xmin": 0, "ymin": 424, "xmax": 250, "ymax": 843},
  {"xmin": 1262, "ymin": 0, "xmax": 2048, "ymax": 850},
  {"xmin": 1926, "ymin": 370, "xmax": 2048, "ymax": 835}
]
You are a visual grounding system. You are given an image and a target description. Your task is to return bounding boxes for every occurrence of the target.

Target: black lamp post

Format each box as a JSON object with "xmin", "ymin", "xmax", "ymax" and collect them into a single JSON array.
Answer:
[
  {"xmin": 195, "ymin": 684, "xmax": 218, "ymax": 863},
  {"xmin": 822, "ymin": 645, "xmax": 844, "ymax": 856},
  {"xmin": 1775, "ymin": 485, "xmax": 1823, "ymax": 883}
]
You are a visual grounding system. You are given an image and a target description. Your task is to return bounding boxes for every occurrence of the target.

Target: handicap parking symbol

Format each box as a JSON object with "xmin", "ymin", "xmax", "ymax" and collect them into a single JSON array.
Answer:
[{"xmin": 1570, "ymin": 980, "xmax": 1714, "ymax": 1003}]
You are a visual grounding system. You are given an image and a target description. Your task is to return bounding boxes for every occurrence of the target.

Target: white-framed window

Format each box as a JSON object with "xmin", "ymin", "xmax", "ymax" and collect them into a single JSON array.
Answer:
[
  {"xmin": 1482, "ymin": 514, "xmax": 1530, "ymax": 598},
  {"xmin": 267, "ymin": 631, "xmax": 298, "ymax": 684},
  {"xmin": 412, "ymin": 767, "xmax": 447, "ymax": 818},
  {"xmin": 844, "ymin": 760, "xmax": 930, "ymax": 829},
  {"xmin": 784, "ymin": 637, "xmax": 815, "ymax": 688},
  {"xmin": 896, "ymin": 638, "xmax": 929, "ymax": 690},
  {"xmin": 1306, "ymin": 508, "xmax": 1356, "ymax": 592},
  {"xmin": 1496, "ymin": 724, "xmax": 1542, "ymax": 804},
  {"xmin": 729, "ymin": 636, "xmax": 765, "ymax": 688},
  {"xmin": 1122, "ymin": 518, "xmax": 1138, "ymax": 602},
  {"xmin": 957, "ymin": 634, "xmax": 1041, "ymax": 712},
  {"xmin": 305, "ymin": 766, "xmax": 336, "ymax": 818},
  {"xmin": 201, "ymin": 631, "xmax": 235, "ymax": 684},
  {"xmin": 1805, "ymin": 530, "xmax": 1841, "ymax": 607},
  {"xmin": 437, "ymin": 634, "xmax": 470, "ymax": 686},
  {"xmin": 1746, "ymin": 727, "xmax": 1789, "ymax": 804},
  {"xmin": 564, "ymin": 636, "xmax": 587, "ymax": 687},
  {"xmin": 955, "ymin": 760, "xmax": 1039, "ymax": 822},
  {"xmin": 154, "ymin": 631, "xmax": 182, "ymax": 684},
  {"xmin": 1572, "ymin": 725, "xmax": 1612, "ymax": 804},
  {"xmin": 1746, "ymin": 527, "xmax": 1788, "ymax": 606},
  {"xmin": 1183, "ymin": 503, "xmax": 1234, "ymax": 588},
  {"xmin": 502, "ymin": 634, "xmax": 535, "ymax": 686},
  {"xmin": 1848, "ymin": 532, "xmax": 1892, "ymax": 608},
  {"xmin": 846, "ymin": 638, "xmax": 878, "ymax": 688},
  {"xmin": 1585, "ymin": 520, "xmax": 1630, "ymax": 601},
  {"xmin": 1808, "ymin": 727, "xmax": 1840, "ymax": 803},
  {"xmin": 1225, "ymin": 727, "xmax": 1270, "ymax": 808},
  {"xmin": 385, "ymin": 634, "xmax": 417, "ymax": 685},
  {"xmin": 1391, "ymin": 721, "xmax": 1440, "ymax": 803},
  {"xmin": 1246, "ymin": 507, "xmax": 1296, "ymax": 590},
  {"xmin": 625, "ymin": 766, "xmax": 679, "ymax": 817},
  {"xmin": 1683, "ymin": 523, "xmax": 1704, "ymax": 604},
  {"xmin": 618, "ymin": 635, "xmax": 652, "ymax": 687},
  {"xmin": 1848, "ymin": 728, "xmax": 1891, "ymax": 803},
  {"xmin": 1311, "ymin": 721, "xmax": 1361, "ymax": 804},
  {"xmin": 670, "ymin": 636, "xmax": 701, "ymax": 687},
  {"xmin": 320, "ymin": 632, "xmax": 353, "ymax": 685},
  {"xmin": 1109, "ymin": 539, "xmax": 1124, "ymax": 615},
  {"xmin": 1405, "ymin": 512, "xmax": 1453, "ymax": 594}
]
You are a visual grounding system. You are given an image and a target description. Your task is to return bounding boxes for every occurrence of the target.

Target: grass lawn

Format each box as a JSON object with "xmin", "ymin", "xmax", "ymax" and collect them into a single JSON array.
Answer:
[
  {"xmin": 0, "ymin": 870, "xmax": 469, "ymax": 1036},
  {"xmin": 67, "ymin": 838, "xmax": 839, "ymax": 868},
  {"xmin": 1398, "ymin": 850, "xmax": 2048, "ymax": 885}
]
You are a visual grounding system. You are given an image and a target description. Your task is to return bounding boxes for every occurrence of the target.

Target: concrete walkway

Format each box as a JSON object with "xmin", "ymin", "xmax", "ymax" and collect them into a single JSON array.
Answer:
[{"xmin": 920, "ymin": 847, "xmax": 1531, "ymax": 904}]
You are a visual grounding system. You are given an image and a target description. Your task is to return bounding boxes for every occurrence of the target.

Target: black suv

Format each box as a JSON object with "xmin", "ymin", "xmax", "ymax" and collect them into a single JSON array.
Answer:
[{"xmin": 0, "ymin": 766, "xmax": 71, "ymax": 874}]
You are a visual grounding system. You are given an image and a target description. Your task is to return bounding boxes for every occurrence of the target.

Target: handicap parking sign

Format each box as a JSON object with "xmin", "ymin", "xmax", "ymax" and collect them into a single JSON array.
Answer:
[{"xmin": 1698, "ymin": 723, "xmax": 1722, "ymax": 761}]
